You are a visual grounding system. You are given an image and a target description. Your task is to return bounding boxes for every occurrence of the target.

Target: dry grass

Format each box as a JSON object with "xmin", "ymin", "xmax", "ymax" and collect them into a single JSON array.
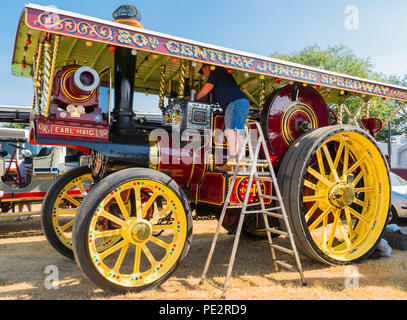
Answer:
[{"xmin": 0, "ymin": 214, "xmax": 407, "ymax": 300}]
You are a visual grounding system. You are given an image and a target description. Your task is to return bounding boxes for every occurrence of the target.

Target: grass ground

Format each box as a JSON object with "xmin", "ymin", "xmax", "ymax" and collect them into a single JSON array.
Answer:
[{"xmin": 0, "ymin": 214, "xmax": 407, "ymax": 300}]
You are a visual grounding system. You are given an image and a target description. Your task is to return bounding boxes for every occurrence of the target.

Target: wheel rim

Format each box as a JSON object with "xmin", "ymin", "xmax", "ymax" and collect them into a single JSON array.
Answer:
[
  {"xmin": 302, "ymin": 131, "xmax": 389, "ymax": 262},
  {"xmin": 52, "ymin": 173, "xmax": 93, "ymax": 249},
  {"xmin": 87, "ymin": 179, "xmax": 187, "ymax": 288}
]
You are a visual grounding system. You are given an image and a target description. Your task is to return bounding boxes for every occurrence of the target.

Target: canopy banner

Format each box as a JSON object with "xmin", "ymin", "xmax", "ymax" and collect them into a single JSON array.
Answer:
[{"xmin": 25, "ymin": 5, "xmax": 407, "ymax": 102}]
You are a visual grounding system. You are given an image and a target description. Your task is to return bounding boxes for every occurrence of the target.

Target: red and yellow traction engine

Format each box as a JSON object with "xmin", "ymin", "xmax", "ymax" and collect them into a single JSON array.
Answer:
[{"xmin": 11, "ymin": 4, "xmax": 400, "ymax": 292}]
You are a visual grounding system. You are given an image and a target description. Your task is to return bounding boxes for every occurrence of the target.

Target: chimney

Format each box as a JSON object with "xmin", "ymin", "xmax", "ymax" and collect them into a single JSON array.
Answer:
[{"xmin": 111, "ymin": 5, "xmax": 143, "ymax": 131}]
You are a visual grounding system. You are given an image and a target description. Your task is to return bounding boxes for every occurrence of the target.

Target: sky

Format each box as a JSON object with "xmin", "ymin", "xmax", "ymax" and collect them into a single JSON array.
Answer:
[{"xmin": 1, "ymin": 0, "xmax": 407, "ymax": 112}]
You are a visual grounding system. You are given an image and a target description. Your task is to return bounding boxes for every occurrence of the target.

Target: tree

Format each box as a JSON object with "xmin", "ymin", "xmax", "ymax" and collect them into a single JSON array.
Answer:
[
  {"xmin": 1, "ymin": 123, "xmax": 29, "ymax": 129},
  {"xmin": 270, "ymin": 44, "xmax": 407, "ymax": 141}
]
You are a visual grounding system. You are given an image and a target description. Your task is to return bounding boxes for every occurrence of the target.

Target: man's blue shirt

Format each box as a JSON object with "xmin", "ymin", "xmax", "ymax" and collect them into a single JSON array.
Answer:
[{"xmin": 206, "ymin": 67, "xmax": 247, "ymax": 110}]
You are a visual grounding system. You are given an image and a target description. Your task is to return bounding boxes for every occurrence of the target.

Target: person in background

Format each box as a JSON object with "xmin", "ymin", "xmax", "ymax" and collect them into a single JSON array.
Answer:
[
  {"xmin": 0, "ymin": 144, "xmax": 7, "ymax": 157},
  {"xmin": 16, "ymin": 149, "xmax": 33, "ymax": 221}
]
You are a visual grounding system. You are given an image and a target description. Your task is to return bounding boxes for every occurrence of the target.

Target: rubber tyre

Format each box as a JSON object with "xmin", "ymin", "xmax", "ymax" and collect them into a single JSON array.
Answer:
[
  {"xmin": 41, "ymin": 166, "xmax": 93, "ymax": 259},
  {"xmin": 72, "ymin": 168, "xmax": 193, "ymax": 293}
]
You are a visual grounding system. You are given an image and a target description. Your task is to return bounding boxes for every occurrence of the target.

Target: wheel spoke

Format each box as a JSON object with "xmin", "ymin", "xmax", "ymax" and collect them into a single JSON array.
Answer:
[
  {"xmin": 59, "ymin": 219, "xmax": 74, "ymax": 232},
  {"xmin": 64, "ymin": 195, "xmax": 81, "ymax": 207},
  {"xmin": 142, "ymin": 244, "xmax": 158, "ymax": 266},
  {"xmin": 344, "ymin": 207, "xmax": 355, "ymax": 239},
  {"xmin": 303, "ymin": 194, "xmax": 325, "ymax": 202},
  {"xmin": 93, "ymin": 229, "xmax": 122, "ymax": 239},
  {"xmin": 307, "ymin": 167, "xmax": 332, "ymax": 187},
  {"xmin": 99, "ymin": 209, "xmax": 126, "ymax": 227},
  {"xmin": 305, "ymin": 201, "xmax": 319, "ymax": 222},
  {"xmin": 113, "ymin": 243, "xmax": 129, "ymax": 273},
  {"xmin": 99, "ymin": 239, "xmax": 128, "ymax": 260},
  {"xmin": 134, "ymin": 186, "xmax": 143, "ymax": 219},
  {"xmin": 352, "ymin": 170, "xmax": 365, "ymax": 186},
  {"xmin": 348, "ymin": 207, "xmax": 370, "ymax": 224},
  {"xmin": 346, "ymin": 156, "xmax": 366, "ymax": 177},
  {"xmin": 322, "ymin": 145, "xmax": 339, "ymax": 181},
  {"xmin": 149, "ymin": 235, "xmax": 171, "ymax": 250},
  {"xmin": 55, "ymin": 208, "xmax": 77, "ymax": 215},
  {"xmin": 316, "ymin": 149, "xmax": 325, "ymax": 176},
  {"xmin": 304, "ymin": 202, "xmax": 319, "ymax": 222},
  {"xmin": 343, "ymin": 146, "xmax": 349, "ymax": 179},
  {"xmin": 354, "ymin": 186, "xmax": 375, "ymax": 193},
  {"xmin": 304, "ymin": 179, "xmax": 317, "ymax": 190},
  {"xmin": 141, "ymin": 191, "xmax": 159, "ymax": 218},
  {"xmin": 337, "ymin": 216, "xmax": 352, "ymax": 248},
  {"xmin": 74, "ymin": 181, "xmax": 85, "ymax": 194},
  {"xmin": 309, "ymin": 207, "xmax": 331, "ymax": 231},
  {"xmin": 327, "ymin": 209, "xmax": 340, "ymax": 249},
  {"xmin": 114, "ymin": 194, "xmax": 130, "ymax": 221},
  {"xmin": 333, "ymin": 141, "xmax": 345, "ymax": 169},
  {"xmin": 133, "ymin": 245, "xmax": 141, "ymax": 274},
  {"xmin": 353, "ymin": 198, "xmax": 365, "ymax": 207},
  {"xmin": 149, "ymin": 204, "xmax": 172, "ymax": 225}
]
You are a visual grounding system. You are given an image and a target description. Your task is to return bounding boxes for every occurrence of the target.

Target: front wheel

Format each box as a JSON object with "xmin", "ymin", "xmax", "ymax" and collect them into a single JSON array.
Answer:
[{"xmin": 72, "ymin": 168, "xmax": 193, "ymax": 292}]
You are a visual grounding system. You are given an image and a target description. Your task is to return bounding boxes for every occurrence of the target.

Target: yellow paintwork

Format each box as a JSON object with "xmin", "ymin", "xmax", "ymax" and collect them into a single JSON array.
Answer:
[
  {"xmin": 87, "ymin": 179, "xmax": 188, "ymax": 288},
  {"xmin": 303, "ymin": 131, "xmax": 390, "ymax": 261},
  {"xmin": 52, "ymin": 173, "xmax": 93, "ymax": 249}
]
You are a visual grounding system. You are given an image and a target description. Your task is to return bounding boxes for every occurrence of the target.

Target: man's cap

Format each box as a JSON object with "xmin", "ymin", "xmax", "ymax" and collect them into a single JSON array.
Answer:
[{"xmin": 22, "ymin": 150, "xmax": 32, "ymax": 157}]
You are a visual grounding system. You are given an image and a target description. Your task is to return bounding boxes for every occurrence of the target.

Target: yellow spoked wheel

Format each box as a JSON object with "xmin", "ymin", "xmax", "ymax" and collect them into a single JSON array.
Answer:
[
  {"xmin": 277, "ymin": 125, "xmax": 390, "ymax": 264},
  {"xmin": 72, "ymin": 168, "xmax": 193, "ymax": 292},
  {"xmin": 41, "ymin": 166, "xmax": 94, "ymax": 259}
]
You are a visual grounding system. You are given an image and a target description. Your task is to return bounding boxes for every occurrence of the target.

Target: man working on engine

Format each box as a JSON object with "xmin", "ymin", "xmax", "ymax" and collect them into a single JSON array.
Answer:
[{"xmin": 195, "ymin": 64, "xmax": 250, "ymax": 167}]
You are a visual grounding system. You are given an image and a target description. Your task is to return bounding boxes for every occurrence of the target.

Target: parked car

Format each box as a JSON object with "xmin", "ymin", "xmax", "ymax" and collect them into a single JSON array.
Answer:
[{"xmin": 389, "ymin": 172, "xmax": 407, "ymax": 223}]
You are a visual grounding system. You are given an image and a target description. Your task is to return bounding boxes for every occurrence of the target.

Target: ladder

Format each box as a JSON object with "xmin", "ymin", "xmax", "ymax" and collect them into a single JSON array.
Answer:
[{"xmin": 199, "ymin": 121, "xmax": 306, "ymax": 299}]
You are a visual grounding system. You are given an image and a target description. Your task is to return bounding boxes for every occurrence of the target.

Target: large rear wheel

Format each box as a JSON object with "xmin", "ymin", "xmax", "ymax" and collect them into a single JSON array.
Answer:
[
  {"xmin": 277, "ymin": 125, "xmax": 390, "ymax": 264},
  {"xmin": 72, "ymin": 168, "xmax": 193, "ymax": 292}
]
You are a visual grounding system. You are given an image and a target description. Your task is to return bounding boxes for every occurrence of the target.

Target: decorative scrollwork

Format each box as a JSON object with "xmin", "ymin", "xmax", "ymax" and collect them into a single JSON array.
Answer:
[{"xmin": 34, "ymin": 12, "xmax": 114, "ymax": 41}]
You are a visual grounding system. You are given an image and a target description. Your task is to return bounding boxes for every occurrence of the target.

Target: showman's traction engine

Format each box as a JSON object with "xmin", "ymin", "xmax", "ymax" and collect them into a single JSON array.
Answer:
[{"xmin": 10, "ymin": 3, "xmax": 401, "ymax": 292}]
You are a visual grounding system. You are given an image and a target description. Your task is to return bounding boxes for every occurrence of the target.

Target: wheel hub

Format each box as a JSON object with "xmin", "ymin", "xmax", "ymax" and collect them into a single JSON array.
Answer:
[
  {"xmin": 121, "ymin": 219, "xmax": 152, "ymax": 244},
  {"xmin": 329, "ymin": 183, "xmax": 355, "ymax": 208}
]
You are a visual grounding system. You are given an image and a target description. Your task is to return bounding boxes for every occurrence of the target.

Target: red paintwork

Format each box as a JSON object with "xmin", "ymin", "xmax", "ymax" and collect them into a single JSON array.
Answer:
[
  {"xmin": 262, "ymin": 84, "xmax": 330, "ymax": 167},
  {"xmin": 2, "ymin": 147, "xmax": 24, "ymax": 187},
  {"xmin": 197, "ymin": 172, "xmax": 225, "ymax": 205},
  {"xmin": 34, "ymin": 116, "xmax": 109, "ymax": 143},
  {"xmin": 156, "ymin": 136, "xmax": 207, "ymax": 188},
  {"xmin": 1, "ymin": 189, "xmax": 82, "ymax": 201},
  {"xmin": 361, "ymin": 118, "xmax": 383, "ymax": 136},
  {"xmin": 29, "ymin": 124, "xmax": 91, "ymax": 155},
  {"xmin": 228, "ymin": 176, "xmax": 272, "ymax": 205},
  {"xmin": 53, "ymin": 65, "xmax": 99, "ymax": 107}
]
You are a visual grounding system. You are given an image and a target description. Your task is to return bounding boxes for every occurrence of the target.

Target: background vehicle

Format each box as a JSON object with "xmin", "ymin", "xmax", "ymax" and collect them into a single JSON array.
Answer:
[
  {"xmin": 10, "ymin": 3, "xmax": 407, "ymax": 292},
  {"xmin": 389, "ymin": 172, "xmax": 407, "ymax": 223},
  {"xmin": 0, "ymin": 127, "xmax": 65, "ymax": 218}
]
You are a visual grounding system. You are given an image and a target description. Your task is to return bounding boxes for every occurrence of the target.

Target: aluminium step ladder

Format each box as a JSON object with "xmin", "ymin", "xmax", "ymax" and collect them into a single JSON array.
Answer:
[{"xmin": 199, "ymin": 121, "xmax": 306, "ymax": 299}]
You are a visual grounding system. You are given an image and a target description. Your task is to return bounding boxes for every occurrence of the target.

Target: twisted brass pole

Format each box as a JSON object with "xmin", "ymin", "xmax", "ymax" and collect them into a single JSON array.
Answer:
[
  {"xmin": 178, "ymin": 59, "xmax": 186, "ymax": 99},
  {"xmin": 41, "ymin": 35, "xmax": 60, "ymax": 117},
  {"xmin": 158, "ymin": 64, "xmax": 166, "ymax": 109},
  {"xmin": 33, "ymin": 41, "xmax": 44, "ymax": 113},
  {"xmin": 259, "ymin": 80, "xmax": 265, "ymax": 111}
]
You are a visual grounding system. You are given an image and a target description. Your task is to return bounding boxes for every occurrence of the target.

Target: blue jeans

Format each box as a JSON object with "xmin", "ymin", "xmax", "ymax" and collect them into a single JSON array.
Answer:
[{"xmin": 224, "ymin": 98, "xmax": 250, "ymax": 135}]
